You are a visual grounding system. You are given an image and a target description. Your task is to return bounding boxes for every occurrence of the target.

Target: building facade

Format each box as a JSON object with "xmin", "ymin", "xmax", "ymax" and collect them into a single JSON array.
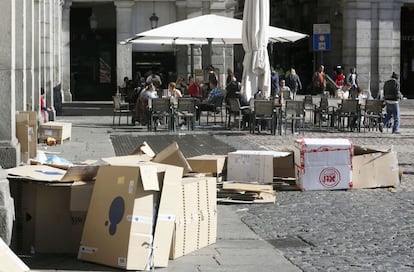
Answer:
[
  {"xmin": 1, "ymin": 0, "xmax": 414, "ymax": 167},
  {"xmin": 259, "ymin": 0, "xmax": 414, "ymax": 97}
]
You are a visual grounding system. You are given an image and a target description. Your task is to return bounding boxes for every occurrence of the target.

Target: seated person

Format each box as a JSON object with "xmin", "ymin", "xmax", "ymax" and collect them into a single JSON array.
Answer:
[
  {"xmin": 280, "ymin": 79, "xmax": 292, "ymax": 100},
  {"xmin": 225, "ymin": 78, "xmax": 241, "ymax": 104},
  {"xmin": 196, "ymin": 79, "xmax": 223, "ymax": 121},
  {"xmin": 336, "ymin": 82, "xmax": 351, "ymax": 99},
  {"xmin": 134, "ymin": 83, "xmax": 158, "ymax": 125},
  {"xmin": 187, "ymin": 78, "xmax": 203, "ymax": 99}
]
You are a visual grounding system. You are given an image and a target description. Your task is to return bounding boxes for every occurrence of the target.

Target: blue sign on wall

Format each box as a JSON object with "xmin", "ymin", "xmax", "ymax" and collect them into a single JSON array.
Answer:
[{"xmin": 313, "ymin": 34, "xmax": 331, "ymax": 51}]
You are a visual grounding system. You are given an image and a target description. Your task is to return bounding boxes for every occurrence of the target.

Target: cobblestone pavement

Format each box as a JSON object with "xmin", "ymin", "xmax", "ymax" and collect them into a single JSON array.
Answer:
[
  {"xmin": 54, "ymin": 100, "xmax": 414, "ymax": 272},
  {"xmin": 213, "ymin": 100, "xmax": 414, "ymax": 272}
]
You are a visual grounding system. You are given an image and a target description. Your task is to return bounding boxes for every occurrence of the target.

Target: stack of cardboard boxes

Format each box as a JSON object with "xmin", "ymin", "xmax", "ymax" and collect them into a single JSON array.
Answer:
[{"xmin": 5, "ymin": 138, "xmax": 401, "ymax": 271}]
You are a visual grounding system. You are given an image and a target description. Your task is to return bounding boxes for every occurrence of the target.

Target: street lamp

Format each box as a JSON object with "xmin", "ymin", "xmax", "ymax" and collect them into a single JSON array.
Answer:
[
  {"xmin": 89, "ymin": 12, "xmax": 98, "ymax": 31},
  {"xmin": 149, "ymin": 1, "xmax": 159, "ymax": 29}
]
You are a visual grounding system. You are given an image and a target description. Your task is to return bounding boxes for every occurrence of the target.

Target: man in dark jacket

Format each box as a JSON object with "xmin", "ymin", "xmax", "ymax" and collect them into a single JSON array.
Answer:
[{"xmin": 382, "ymin": 72, "xmax": 402, "ymax": 134}]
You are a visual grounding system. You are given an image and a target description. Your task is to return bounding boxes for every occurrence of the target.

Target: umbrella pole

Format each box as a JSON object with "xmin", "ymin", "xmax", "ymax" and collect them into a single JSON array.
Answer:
[
  {"xmin": 207, "ymin": 38, "xmax": 213, "ymax": 68},
  {"xmin": 190, "ymin": 44, "xmax": 194, "ymax": 78}
]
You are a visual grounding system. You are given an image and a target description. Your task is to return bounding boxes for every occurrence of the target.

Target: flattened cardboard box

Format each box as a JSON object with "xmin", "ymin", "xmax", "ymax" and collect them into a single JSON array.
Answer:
[
  {"xmin": 6, "ymin": 164, "xmax": 99, "ymax": 183},
  {"xmin": 352, "ymin": 145, "xmax": 400, "ymax": 189},
  {"xmin": 294, "ymin": 138, "xmax": 353, "ymax": 191},
  {"xmin": 170, "ymin": 176, "xmax": 217, "ymax": 259},
  {"xmin": 78, "ymin": 162, "xmax": 183, "ymax": 270}
]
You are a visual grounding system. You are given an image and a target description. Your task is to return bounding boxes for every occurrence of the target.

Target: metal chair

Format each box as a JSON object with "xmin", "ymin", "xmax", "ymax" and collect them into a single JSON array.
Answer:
[
  {"xmin": 304, "ymin": 95, "xmax": 316, "ymax": 125},
  {"xmin": 199, "ymin": 96, "xmax": 225, "ymax": 125},
  {"xmin": 314, "ymin": 97, "xmax": 339, "ymax": 128},
  {"xmin": 363, "ymin": 99, "xmax": 384, "ymax": 132},
  {"xmin": 112, "ymin": 95, "xmax": 131, "ymax": 126},
  {"xmin": 281, "ymin": 100, "xmax": 305, "ymax": 135},
  {"xmin": 250, "ymin": 100, "xmax": 276, "ymax": 134},
  {"xmin": 227, "ymin": 98, "xmax": 250, "ymax": 130},
  {"xmin": 280, "ymin": 90, "xmax": 291, "ymax": 101},
  {"xmin": 176, "ymin": 97, "xmax": 198, "ymax": 130},
  {"xmin": 148, "ymin": 98, "xmax": 172, "ymax": 131},
  {"xmin": 337, "ymin": 99, "xmax": 361, "ymax": 132}
]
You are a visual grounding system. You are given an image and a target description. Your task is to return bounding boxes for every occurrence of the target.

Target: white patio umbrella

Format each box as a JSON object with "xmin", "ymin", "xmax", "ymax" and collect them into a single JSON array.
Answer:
[
  {"xmin": 125, "ymin": 14, "xmax": 307, "ymax": 45},
  {"xmin": 123, "ymin": 13, "xmax": 307, "ymax": 87},
  {"xmin": 241, "ymin": 0, "xmax": 271, "ymax": 100}
]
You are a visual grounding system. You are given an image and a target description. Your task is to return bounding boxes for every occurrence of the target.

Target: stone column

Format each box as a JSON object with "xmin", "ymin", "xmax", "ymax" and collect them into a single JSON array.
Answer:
[
  {"xmin": 0, "ymin": 168, "xmax": 14, "ymax": 245},
  {"xmin": 0, "ymin": 0, "xmax": 21, "ymax": 168},
  {"xmin": 24, "ymin": 0, "xmax": 34, "ymax": 110},
  {"xmin": 115, "ymin": 0, "xmax": 134, "ymax": 87},
  {"xmin": 342, "ymin": 0, "xmax": 357, "ymax": 70},
  {"xmin": 378, "ymin": 1, "xmax": 401, "ymax": 90},
  {"xmin": 15, "ymin": 0, "xmax": 26, "ymax": 111},
  {"xmin": 61, "ymin": 0, "xmax": 72, "ymax": 102},
  {"xmin": 43, "ymin": 0, "xmax": 53, "ymax": 108},
  {"xmin": 33, "ymin": 0, "xmax": 41, "ymax": 112},
  {"xmin": 342, "ymin": 1, "xmax": 371, "ymax": 93}
]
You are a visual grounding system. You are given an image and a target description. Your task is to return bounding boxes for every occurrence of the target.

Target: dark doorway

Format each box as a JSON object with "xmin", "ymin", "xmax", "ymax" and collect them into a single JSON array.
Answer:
[
  {"xmin": 132, "ymin": 52, "xmax": 176, "ymax": 90},
  {"xmin": 70, "ymin": 5, "xmax": 116, "ymax": 101},
  {"xmin": 401, "ymin": 6, "xmax": 414, "ymax": 98}
]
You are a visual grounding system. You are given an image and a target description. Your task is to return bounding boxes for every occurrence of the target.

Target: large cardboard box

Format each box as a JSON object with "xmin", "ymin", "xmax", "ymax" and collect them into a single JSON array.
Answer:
[
  {"xmin": 273, "ymin": 151, "xmax": 295, "ymax": 179},
  {"xmin": 227, "ymin": 150, "xmax": 294, "ymax": 183},
  {"xmin": 39, "ymin": 121, "xmax": 72, "ymax": 144},
  {"xmin": 170, "ymin": 176, "xmax": 217, "ymax": 259},
  {"xmin": 9, "ymin": 180, "xmax": 93, "ymax": 254},
  {"xmin": 352, "ymin": 145, "xmax": 400, "ymax": 189},
  {"xmin": 16, "ymin": 111, "xmax": 37, "ymax": 161},
  {"xmin": 294, "ymin": 138, "xmax": 353, "ymax": 191},
  {"xmin": 152, "ymin": 142, "xmax": 192, "ymax": 174},
  {"xmin": 78, "ymin": 162, "xmax": 183, "ymax": 270},
  {"xmin": 187, "ymin": 154, "xmax": 227, "ymax": 180}
]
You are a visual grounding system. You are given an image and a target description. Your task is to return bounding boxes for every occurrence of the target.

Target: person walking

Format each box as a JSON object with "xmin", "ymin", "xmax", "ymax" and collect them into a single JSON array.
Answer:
[
  {"xmin": 347, "ymin": 67, "xmax": 358, "ymax": 98},
  {"xmin": 286, "ymin": 67, "xmax": 302, "ymax": 100},
  {"xmin": 312, "ymin": 65, "xmax": 327, "ymax": 96},
  {"xmin": 270, "ymin": 67, "xmax": 280, "ymax": 98},
  {"xmin": 382, "ymin": 72, "xmax": 403, "ymax": 134}
]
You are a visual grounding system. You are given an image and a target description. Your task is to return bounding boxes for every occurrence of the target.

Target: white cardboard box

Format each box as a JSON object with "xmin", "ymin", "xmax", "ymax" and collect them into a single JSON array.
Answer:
[
  {"xmin": 294, "ymin": 138, "xmax": 353, "ymax": 191},
  {"xmin": 227, "ymin": 150, "xmax": 293, "ymax": 184}
]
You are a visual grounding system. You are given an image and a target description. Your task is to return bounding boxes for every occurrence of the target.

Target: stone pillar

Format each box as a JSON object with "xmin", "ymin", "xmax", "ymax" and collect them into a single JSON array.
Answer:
[
  {"xmin": 15, "ymin": 0, "xmax": 26, "ymax": 111},
  {"xmin": 43, "ymin": 0, "xmax": 53, "ymax": 108},
  {"xmin": 0, "ymin": 0, "xmax": 21, "ymax": 168},
  {"xmin": 0, "ymin": 168, "xmax": 14, "ymax": 245},
  {"xmin": 33, "ymin": 0, "xmax": 41, "ymax": 112},
  {"xmin": 24, "ymin": 0, "xmax": 34, "ymax": 110},
  {"xmin": 378, "ymin": 1, "xmax": 401, "ymax": 90},
  {"xmin": 342, "ymin": 1, "xmax": 371, "ymax": 92},
  {"xmin": 115, "ymin": 0, "xmax": 134, "ymax": 87},
  {"xmin": 61, "ymin": 0, "xmax": 72, "ymax": 102},
  {"xmin": 342, "ymin": 0, "xmax": 357, "ymax": 70}
]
